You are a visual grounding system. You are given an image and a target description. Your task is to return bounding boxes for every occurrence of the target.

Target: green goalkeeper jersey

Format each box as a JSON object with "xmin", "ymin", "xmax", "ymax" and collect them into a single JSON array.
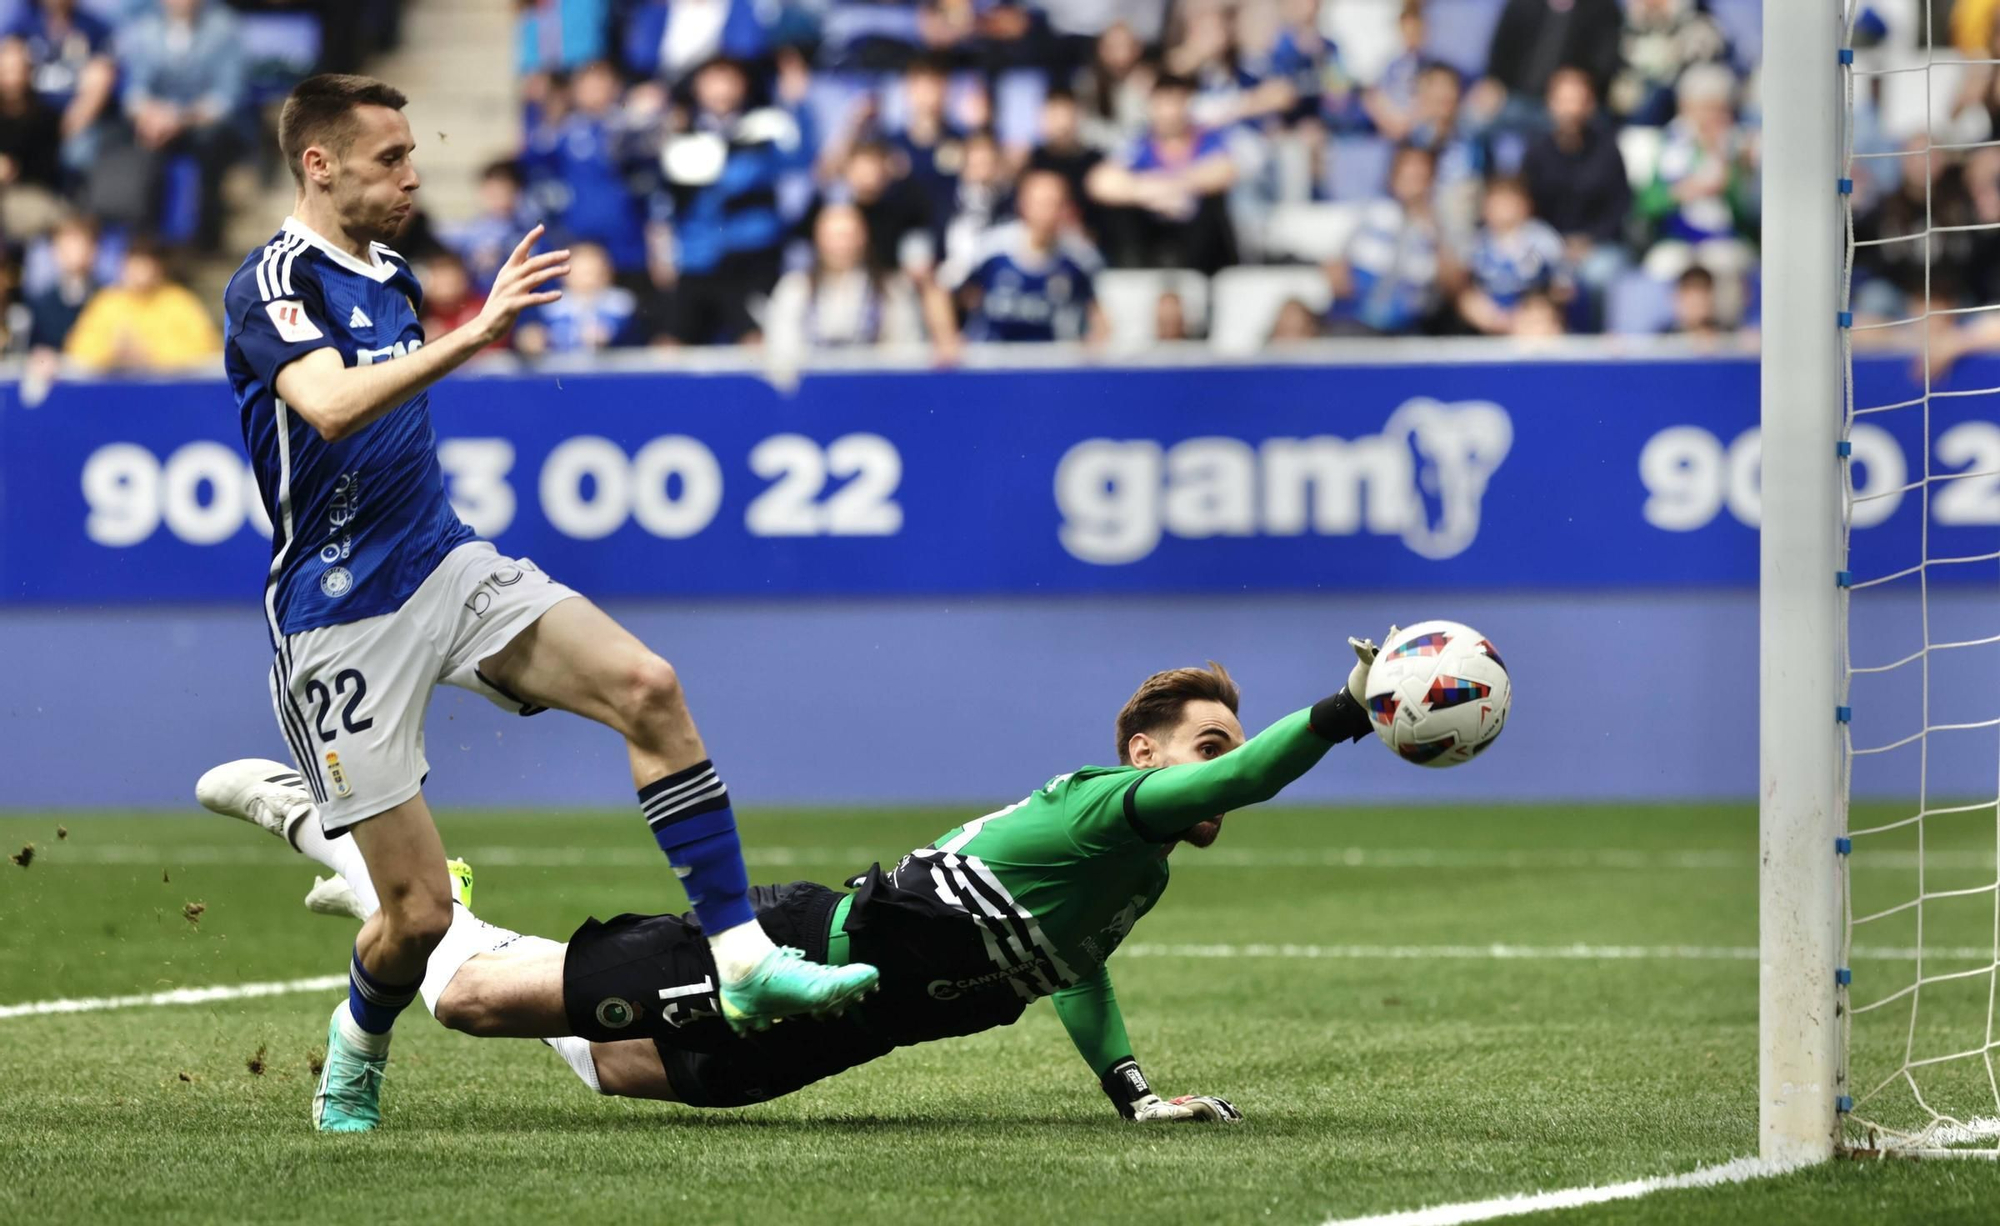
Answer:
[{"xmin": 833, "ymin": 708, "xmax": 1337, "ymax": 1072}]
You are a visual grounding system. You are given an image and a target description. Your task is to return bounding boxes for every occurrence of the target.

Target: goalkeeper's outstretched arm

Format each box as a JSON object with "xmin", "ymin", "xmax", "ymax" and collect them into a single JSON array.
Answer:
[
  {"xmin": 1053, "ymin": 967, "xmax": 1240, "ymax": 1123},
  {"xmin": 1126, "ymin": 698, "xmax": 1371, "ymax": 840}
]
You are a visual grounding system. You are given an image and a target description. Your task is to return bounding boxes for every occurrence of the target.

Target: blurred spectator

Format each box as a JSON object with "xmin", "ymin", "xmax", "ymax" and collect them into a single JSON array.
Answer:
[
  {"xmin": 887, "ymin": 56, "xmax": 967, "ymax": 238},
  {"xmin": 1404, "ymin": 62, "xmax": 1487, "ymax": 240},
  {"xmin": 25, "ymin": 212, "xmax": 95, "ymax": 354},
  {"xmin": 518, "ymin": 0, "xmax": 612, "ymax": 75},
  {"xmin": 1636, "ymin": 63, "xmax": 1756, "ymax": 283},
  {"xmin": 765, "ymin": 204, "xmax": 933, "ymax": 370},
  {"xmin": 63, "ymin": 239, "xmax": 218, "ymax": 372},
  {"xmin": 1155, "ymin": 287, "xmax": 1190, "ymax": 341},
  {"xmin": 1473, "ymin": 0, "xmax": 1622, "ymax": 132},
  {"xmin": 1666, "ymin": 264, "xmax": 1721, "ymax": 340},
  {"xmin": 1268, "ymin": 295, "xmax": 1324, "ymax": 342},
  {"xmin": 0, "ymin": 35, "xmax": 62, "ymax": 237},
  {"xmin": 951, "ymin": 169, "xmax": 1105, "ymax": 344},
  {"xmin": 941, "ymin": 129, "xmax": 1010, "ymax": 278},
  {"xmin": 1325, "ymin": 143, "xmax": 1451, "ymax": 335},
  {"xmin": 528, "ymin": 60, "xmax": 649, "ymax": 272},
  {"xmin": 1523, "ymin": 68, "xmax": 1631, "ymax": 305},
  {"xmin": 1086, "ymin": 74, "xmax": 1238, "ymax": 274},
  {"xmin": 1853, "ymin": 140, "xmax": 1997, "ymax": 319},
  {"xmin": 1266, "ymin": 0, "xmax": 1347, "ymax": 126},
  {"xmin": 1609, "ymin": 0, "xmax": 1730, "ymax": 128},
  {"xmin": 110, "ymin": 0, "xmax": 247, "ymax": 250},
  {"xmin": 831, "ymin": 138, "xmax": 939, "ymax": 278},
  {"xmin": 442, "ymin": 160, "xmax": 536, "ymax": 292},
  {"xmin": 418, "ymin": 250, "xmax": 487, "ymax": 343},
  {"xmin": 1077, "ymin": 21, "xmax": 1153, "ymax": 151},
  {"xmin": 0, "ymin": 246, "xmax": 24, "ymax": 356},
  {"xmin": 2, "ymin": 0, "xmax": 115, "ymax": 172},
  {"xmin": 1455, "ymin": 176, "xmax": 1568, "ymax": 335},
  {"xmin": 623, "ymin": 0, "xmax": 770, "ymax": 86},
  {"xmin": 1167, "ymin": 5, "xmax": 1293, "ymax": 133},
  {"xmin": 516, "ymin": 241, "xmax": 639, "ymax": 355},
  {"xmin": 1512, "ymin": 290, "xmax": 1566, "ymax": 338},
  {"xmin": 1023, "ymin": 87, "xmax": 1102, "ymax": 232},
  {"xmin": 656, "ymin": 56, "xmax": 812, "ymax": 344},
  {"xmin": 1363, "ymin": 1, "xmax": 1429, "ymax": 141}
]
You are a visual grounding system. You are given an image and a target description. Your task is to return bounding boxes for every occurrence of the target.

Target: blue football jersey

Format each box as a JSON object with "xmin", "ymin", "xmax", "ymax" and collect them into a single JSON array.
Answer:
[
  {"xmin": 953, "ymin": 222, "xmax": 1100, "ymax": 343},
  {"xmin": 223, "ymin": 218, "xmax": 475, "ymax": 643}
]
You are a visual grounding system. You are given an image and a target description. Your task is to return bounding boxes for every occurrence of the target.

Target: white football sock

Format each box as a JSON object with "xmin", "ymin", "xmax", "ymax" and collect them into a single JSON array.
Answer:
[
  {"xmin": 544, "ymin": 1037, "xmax": 605, "ymax": 1094},
  {"xmin": 289, "ymin": 809, "xmax": 381, "ymax": 918},
  {"xmin": 335, "ymin": 1001, "xmax": 393, "ymax": 1059},
  {"xmin": 420, "ymin": 903, "xmax": 529, "ymax": 1015},
  {"xmin": 708, "ymin": 918, "xmax": 778, "ymax": 983}
]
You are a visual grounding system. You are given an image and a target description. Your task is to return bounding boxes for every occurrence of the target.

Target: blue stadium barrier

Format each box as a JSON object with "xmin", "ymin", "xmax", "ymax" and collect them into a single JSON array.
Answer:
[{"xmin": 2, "ymin": 349, "xmax": 1993, "ymax": 809}]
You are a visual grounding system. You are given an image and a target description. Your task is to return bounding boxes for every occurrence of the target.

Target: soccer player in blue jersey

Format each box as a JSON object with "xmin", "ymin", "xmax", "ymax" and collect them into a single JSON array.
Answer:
[{"xmin": 208, "ymin": 74, "xmax": 877, "ymax": 1134}]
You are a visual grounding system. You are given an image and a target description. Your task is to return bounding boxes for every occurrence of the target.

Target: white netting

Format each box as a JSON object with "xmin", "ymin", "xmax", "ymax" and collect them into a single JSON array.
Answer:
[{"xmin": 1840, "ymin": 0, "xmax": 2000, "ymax": 1157}]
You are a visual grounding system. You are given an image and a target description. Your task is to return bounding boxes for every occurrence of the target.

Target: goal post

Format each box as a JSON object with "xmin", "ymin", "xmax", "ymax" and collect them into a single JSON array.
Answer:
[{"xmin": 1758, "ymin": 0, "xmax": 1847, "ymax": 1166}]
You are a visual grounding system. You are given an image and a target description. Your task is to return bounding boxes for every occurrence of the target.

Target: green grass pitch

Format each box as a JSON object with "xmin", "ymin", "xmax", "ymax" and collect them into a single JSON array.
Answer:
[{"xmin": 2, "ymin": 803, "xmax": 1999, "ymax": 1224}]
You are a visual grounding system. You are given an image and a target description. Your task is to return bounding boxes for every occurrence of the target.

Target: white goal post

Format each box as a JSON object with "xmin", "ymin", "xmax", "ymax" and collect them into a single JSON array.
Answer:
[{"xmin": 1759, "ymin": 0, "xmax": 1846, "ymax": 1168}]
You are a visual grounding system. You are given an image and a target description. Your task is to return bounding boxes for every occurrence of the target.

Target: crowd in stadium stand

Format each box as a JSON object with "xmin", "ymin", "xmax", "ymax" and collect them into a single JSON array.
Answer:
[{"xmin": 9, "ymin": 0, "xmax": 2000, "ymax": 368}]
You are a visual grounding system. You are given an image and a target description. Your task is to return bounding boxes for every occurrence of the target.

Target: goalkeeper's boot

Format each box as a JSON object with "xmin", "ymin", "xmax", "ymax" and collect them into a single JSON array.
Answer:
[
  {"xmin": 446, "ymin": 857, "xmax": 475, "ymax": 909},
  {"xmin": 313, "ymin": 1004, "xmax": 387, "ymax": 1133},
  {"xmin": 718, "ymin": 947, "xmax": 879, "ymax": 1034},
  {"xmin": 194, "ymin": 758, "xmax": 311, "ymax": 845}
]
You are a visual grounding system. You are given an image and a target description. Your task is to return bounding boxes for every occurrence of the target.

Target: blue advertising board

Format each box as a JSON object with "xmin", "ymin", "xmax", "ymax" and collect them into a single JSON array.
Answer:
[{"xmin": 2, "ymin": 353, "xmax": 1993, "ymax": 604}]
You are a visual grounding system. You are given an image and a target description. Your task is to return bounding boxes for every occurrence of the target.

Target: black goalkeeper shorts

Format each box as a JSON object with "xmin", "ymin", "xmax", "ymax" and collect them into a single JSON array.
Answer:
[{"xmin": 562, "ymin": 881, "xmax": 897, "ymax": 1108}]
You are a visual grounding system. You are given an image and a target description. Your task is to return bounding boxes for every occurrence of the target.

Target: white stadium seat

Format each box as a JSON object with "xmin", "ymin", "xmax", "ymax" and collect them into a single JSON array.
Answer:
[
  {"xmin": 1261, "ymin": 203, "xmax": 1363, "ymax": 264},
  {"xmin": 1207, "ymin": 267, "xmax": 1333, "ymax": 355},
  {"xmin": 1096, "ymin": 269, "xmax": 1212, "ymax": 353},
  {"xmin": 1617, "ymin": 126, "xmax": 1663, "ymax": 191}
]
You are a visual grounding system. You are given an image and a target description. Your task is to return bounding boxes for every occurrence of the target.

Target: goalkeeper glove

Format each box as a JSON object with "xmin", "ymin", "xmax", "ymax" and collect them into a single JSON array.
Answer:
[
  {"xmin": 1309, "ymin": 627, "xmax": 1398, "ymax": 744},
  {"xmin": 1100, "ymin": 1058, "xmax": 1244, "ymax": 1123}
]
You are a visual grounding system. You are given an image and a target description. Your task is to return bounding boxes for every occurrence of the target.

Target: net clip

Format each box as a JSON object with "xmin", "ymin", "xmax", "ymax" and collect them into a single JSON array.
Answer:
[
  {"xmin": 1839, "ymin": 48, "xmax": 1855, "ymax": 64},
  {"xmin": 1836, "ymin": 837, "xmax": 1852, "ymax": 855},
  {"xmin": 1836, "ymin": 967, "xmax": 1852, "ymax": 986},
  {"xmin": 1838, "ymin": 311, "xmax": 1854, "ymax": 328},
  {"xmin": 1836, "ymin": 705, "xmax": 1853, "ymax": 723},
  {"xmin": 1838, "ymin": 177, "xmax": 1854, "ymax": 195},
  {"xmin": 1836, "ymin": 570, "xmax": 1853, "ymax": 588},
  {"xmin": 1837, "ymin": 1095, "xmax": 1854, "ymax": 1113},
  {"xmin": 1837, "ymin": 440, "xmax": 1852, "ymax": 458}
]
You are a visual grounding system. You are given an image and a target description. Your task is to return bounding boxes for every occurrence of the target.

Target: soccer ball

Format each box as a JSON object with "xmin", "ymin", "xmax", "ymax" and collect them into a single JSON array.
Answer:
[{"xmin": 1363, "ymin": 620, "xmax": 1511, "ymax": 768}]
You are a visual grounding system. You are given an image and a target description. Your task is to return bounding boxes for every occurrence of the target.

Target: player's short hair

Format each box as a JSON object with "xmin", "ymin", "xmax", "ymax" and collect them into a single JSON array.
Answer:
[
  {"xmin": 279, "ymin": 74, "xmax": 409, "ymax": 188},
  {"xmin": 1115, "ymin": 663, "xmax": 1241, "ymax": 765}
]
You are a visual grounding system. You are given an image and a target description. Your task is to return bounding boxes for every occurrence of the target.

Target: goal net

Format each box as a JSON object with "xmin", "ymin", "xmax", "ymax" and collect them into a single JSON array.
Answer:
[{"xmin": 1837, "ymin": 0, "xmax": 2000, "ymax": 1158}]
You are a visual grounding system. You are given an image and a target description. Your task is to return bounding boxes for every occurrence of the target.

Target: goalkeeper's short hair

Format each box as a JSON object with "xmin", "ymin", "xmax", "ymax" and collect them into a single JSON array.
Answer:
[{"xmin": 1114, "ymin": 662, "xmax": 1240, "ymax": 764}]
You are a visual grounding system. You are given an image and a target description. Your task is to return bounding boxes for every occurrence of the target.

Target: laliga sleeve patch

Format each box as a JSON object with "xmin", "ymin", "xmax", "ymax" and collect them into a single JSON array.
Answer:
[{"xmin": 265, "ymin": 299, "xmax": 324, "ymax": 343}]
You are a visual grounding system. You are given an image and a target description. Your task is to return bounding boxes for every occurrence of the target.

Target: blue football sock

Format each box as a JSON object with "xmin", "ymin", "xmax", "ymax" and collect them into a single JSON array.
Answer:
[
  {"xmin": 346, "ymin": 947, "xmax": 420, "ymax": 1036},
  {"xmin": 639, "ymin": 760, "xmax": 755, "ymax": 935}
]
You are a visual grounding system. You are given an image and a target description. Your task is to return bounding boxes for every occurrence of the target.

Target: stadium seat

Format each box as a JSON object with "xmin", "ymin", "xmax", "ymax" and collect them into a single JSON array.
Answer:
[
  {"xmin": 1617, "ymin": 125, "xmax": 1663, "ymax": 190},
  {"xmin": 1096, "ymin": 269, "xmax": 1211, "ymax": 353},
  {"xmin": 1329, "ymin": 136, "xmax": 1394, "ymax": 202},
  {"xmin": 1422, "ymin": 0, "xmax": 1505, "ymax": 77},
  {"xmin": 1261, "ymin": 202, "xmax": 1362, "ymax": 264},
  {"xmin": 239, "ymin": 13, "xmax": 324, "ymax": 104},
  {"xmin": 1208, "ymin": 266, "xmax": 1333, "ymax": 355},
  {"xmin": 1605, "ymin": 268, "xmax": 1675, "ymax": 336},
  {"xmin": 994, "ymin": 69, "xmax": 1048, "ymax": 150},
  {"xmin": 1709, "ymin": 0, "xmax": 1764, "ymax": 71}
]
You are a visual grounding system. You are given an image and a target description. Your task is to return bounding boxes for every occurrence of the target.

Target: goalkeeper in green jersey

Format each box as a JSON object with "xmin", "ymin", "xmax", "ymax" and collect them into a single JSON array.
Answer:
[{"xmin": 196, "ymin": 636, "xmax": 1386, "ymax": 1123}]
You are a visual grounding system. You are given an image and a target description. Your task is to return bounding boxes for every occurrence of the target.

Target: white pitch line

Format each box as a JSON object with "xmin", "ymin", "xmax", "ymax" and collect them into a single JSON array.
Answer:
[
  {"xmin": 1318, "ymin": 1156, "xmax": 1809, "ymax": 1226},
  {"xmin": 0, "ymin": 974, "xmax": 345, "ymax": 1020},
  {"xmin": 1120, "ymin": 942, "xmax": 1996, "ymax": 961},
  {"xmin": 5, "ymin": 941, "xmax": 1990, "ymax": 1023},
  {"xmin": 31, "ymin": 842, "xmax": 2000, "ymax": 871}
]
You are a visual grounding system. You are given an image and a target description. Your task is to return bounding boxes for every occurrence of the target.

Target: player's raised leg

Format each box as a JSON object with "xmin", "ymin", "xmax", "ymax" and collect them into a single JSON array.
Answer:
[{"xmin": 476, "ymin": 597, "xmax": 877, "ymax": 1029}]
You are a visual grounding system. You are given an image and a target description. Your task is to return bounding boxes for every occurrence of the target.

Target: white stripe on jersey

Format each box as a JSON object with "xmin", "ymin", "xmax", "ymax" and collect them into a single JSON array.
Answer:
[
  {"xmin": 280, "ymin": 234, "xmax": 305, "ymax": 296},
  {"xmin": 262, "ymin": 396, "xmax": 300, "ymax": 645},
  {"xmin": 256, "ymin": 233, "xmax": 306, "ymax": 302}
]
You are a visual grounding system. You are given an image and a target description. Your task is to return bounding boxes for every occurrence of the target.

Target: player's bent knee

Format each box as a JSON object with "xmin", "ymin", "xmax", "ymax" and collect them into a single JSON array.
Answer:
[
  {"xmin": 432, "ymin": 982, "xmax": 503, "ymax": 1036},
  {"xmin": 384, "ymin": 898, "xmax": 454, "ymax": 957},
  {"xmin": 625, "ymin": 654, "xmax": 685, "ymax": 721}
]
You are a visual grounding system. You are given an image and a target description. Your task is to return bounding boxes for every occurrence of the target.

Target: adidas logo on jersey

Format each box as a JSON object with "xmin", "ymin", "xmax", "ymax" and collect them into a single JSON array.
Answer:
[{"xmin": 348, "ymin": 304, "xmax": 372, "ymax": 330}]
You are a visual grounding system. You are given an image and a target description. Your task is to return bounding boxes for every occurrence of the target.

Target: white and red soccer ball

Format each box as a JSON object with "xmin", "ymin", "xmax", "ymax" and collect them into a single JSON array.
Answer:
[{"xmin": 1363, "ymin": 620, "xmax": 1511, "ymax": 768}]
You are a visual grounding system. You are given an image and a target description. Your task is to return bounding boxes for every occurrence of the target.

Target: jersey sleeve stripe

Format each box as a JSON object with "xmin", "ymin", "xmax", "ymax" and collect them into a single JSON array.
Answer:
[{"xmin": 280, "ymin": 234, "xmax": 306, "ymax": 296}]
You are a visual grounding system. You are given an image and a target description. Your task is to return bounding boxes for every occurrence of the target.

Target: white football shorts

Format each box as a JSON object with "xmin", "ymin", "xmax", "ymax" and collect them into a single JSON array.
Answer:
[{"xmin": 268, "ymin": 541, "xmax": 581, "ymax": 832}]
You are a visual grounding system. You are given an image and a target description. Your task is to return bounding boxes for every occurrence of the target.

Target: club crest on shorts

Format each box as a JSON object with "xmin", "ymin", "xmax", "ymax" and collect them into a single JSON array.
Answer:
[
  {"xmin": 595, "ymin": 998, "xmax": 636, "ymax": 1029},
  {"xmin": 324, "ymin": 751, "xmax": 352, "ymax": 798},
  {"xmin": 320, "ymin": 566, "xmax": 354, "ymax": 598}
]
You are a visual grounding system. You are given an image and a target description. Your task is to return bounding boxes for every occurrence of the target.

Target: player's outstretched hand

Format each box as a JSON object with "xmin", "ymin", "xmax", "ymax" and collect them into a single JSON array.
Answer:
[
  {"xmin": 1129, "ymin": 1094, "xmax": 1244, "ymax": 1123},
  {"xmin": 476, "ymin": 225, "xmax": 570, "ymax": 344},
  {"xmin": 1346, "ymin": 626, "xmax": 1397, "ymax": 702}
]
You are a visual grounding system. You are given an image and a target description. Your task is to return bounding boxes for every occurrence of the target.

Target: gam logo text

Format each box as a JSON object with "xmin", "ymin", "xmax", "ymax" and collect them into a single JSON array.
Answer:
[{"xmin": 1053, "ymin": 398, "xmax": 1513, "ymax": 565}]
